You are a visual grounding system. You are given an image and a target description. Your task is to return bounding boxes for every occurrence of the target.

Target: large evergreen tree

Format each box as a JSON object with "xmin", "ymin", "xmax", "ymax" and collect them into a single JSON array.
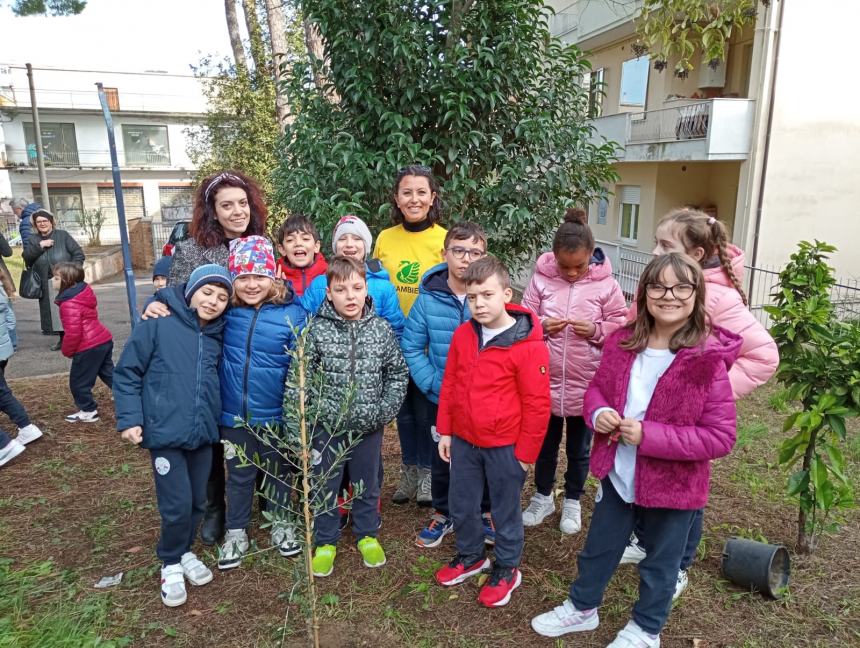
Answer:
[{"xmin": 274, "ymin": 0, "xmax": 618, "ymax": 265}]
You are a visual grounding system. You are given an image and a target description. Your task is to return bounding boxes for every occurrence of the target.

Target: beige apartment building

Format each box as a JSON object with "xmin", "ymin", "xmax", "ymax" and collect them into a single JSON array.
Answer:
[{"xmin": 547, "ymin": 0, "xmax": 860, "ymax": 286}]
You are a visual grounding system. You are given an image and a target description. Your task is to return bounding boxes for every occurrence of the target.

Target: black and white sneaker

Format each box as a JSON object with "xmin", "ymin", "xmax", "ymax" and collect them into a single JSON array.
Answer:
[{"xmin": 64, "ymin": 410, "xmax": 99, "ymax": 423}]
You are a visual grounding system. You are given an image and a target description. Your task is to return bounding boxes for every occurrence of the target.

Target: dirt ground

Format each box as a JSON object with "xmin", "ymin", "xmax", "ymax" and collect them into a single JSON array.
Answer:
[{"xmin": 0, "ymin": 377, "xmax": 858, "ymax": 647}]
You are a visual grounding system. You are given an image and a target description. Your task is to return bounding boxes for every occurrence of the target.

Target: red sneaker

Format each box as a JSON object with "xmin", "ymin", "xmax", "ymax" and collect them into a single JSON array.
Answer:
[
  {"xmin": 435, "ymin": 555, "xmax": 490, "ymax": 586},
  {"xmin": 478, "ymin": 565, "xmax": 522, "ymax": 607}
]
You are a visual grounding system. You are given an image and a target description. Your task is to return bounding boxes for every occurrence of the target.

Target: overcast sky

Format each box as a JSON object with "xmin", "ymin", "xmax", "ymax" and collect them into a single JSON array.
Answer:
[{"xmin": 0, "ymin": 0, "xmax": 240, "ymax": 74}]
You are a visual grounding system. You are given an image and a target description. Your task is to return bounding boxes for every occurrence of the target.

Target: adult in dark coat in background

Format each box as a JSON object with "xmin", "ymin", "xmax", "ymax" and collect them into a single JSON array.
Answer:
[{"xmin": 22, "ymin": 209, "xmax": 85, "ymax": 349}]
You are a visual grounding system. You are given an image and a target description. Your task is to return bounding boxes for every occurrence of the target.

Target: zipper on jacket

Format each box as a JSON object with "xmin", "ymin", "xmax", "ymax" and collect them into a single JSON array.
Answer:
[
  {"xmin": 242, "ymin": 308, "xmax": 262, "ymax": 420},
  {"xmin": 349, "ymin": 323, "xmax": 357, "ymax": 381},
  {"xmin": 559, "ymin": 282, "xmax": 575, "ymax": 417},
  {"xmin": 195, "ymin": 330, "xmax": 203, "ymax": 442}
]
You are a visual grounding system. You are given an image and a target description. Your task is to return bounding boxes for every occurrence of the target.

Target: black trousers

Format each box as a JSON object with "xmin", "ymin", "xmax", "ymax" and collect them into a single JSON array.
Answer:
[
  {"xmin": 69, "ymin": 341, "xmax": 114, "ymax": 412},
  {"xmin": 533, "ymin": 415, "xmax": 592, "ymax": 500}
]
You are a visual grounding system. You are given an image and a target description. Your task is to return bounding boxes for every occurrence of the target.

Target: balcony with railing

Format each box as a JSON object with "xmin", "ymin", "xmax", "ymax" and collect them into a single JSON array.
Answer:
[
  {"xmin": 590, "ymin": 98, "xmax": 755, "ymax": 162},
  {"xmin": 124, "ymin": 150, "xmax": 171, "ymax": 166}
]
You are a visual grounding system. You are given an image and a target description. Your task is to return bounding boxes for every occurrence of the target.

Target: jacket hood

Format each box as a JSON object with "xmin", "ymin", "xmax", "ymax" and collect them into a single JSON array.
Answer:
[
  {"xmin": 163, "ymin": 284, "xmax": 226, "ymax": 334},
  {"xmin": 706, "ymin": 324, "xmax": 743, "ymax": 370},
  {"xmin": 703, "ymin": 244, "xmax": 746, "ymax": 287},
  {"xmin": 316, "ymin": 294, "xmax": 376, "ymax": 324},
  {"xmin": 471, "ymin": 303, "xmax": 542, "ymax": 349},
  {"xmin": 535, "ymin": 247, "xmax": 613, "ymax": 283},
  {"xmin": 421, "ymin": 262, "xmax": 454, "ymax": 296},
  {"xmin": 56, "ymin": 281, "xmax": 89, "ymax": 304},
  {"xmin": 21, "ymin": 203, "xmax": 43, "ymax": 221},
  {"xmin": 366, "ymin": 258, "xmax": 390, "ymax": 280}
]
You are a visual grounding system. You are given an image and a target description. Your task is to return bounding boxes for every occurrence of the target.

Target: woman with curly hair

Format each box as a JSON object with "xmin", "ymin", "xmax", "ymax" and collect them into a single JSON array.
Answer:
[
  {"xmin": 168, "ymin": 171, "xmax": 268, "ymax": 285},
  {"xmin": 164, "ymin": 170, "xmax": 268, "ymax": 546}
]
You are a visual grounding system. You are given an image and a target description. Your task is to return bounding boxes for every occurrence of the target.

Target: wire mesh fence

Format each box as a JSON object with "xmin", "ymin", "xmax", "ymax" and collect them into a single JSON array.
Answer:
[{"xmin": 608, "ymin": 245, "xmax": 860, "ymax": 327}]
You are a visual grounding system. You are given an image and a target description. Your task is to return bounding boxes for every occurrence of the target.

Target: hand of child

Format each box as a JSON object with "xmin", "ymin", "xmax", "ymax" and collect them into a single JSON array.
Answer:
[
  {"xmin": 594, "ymin": 409, "xmax": 622, "ymax": 435},
  {"xmin": 121, "ymin": 426, "xmax": 143, "ymax": 445},
  {"xmin": 570, "ymin": 320, "xmax": 596, "ymax": 338},
  {"xmin": 275, "ymin": 264, "xmax": 285, "ymax": 281},
  {"xmin": 438, "ymin": 435, "xmax": 452, "ymax": 463},
  {"xmin": 542, "ymin": 318, "xmax": 569, "ymax": 335},
  {"xmin": 619, "ymin": 419, "xmax": 643, "ymax": 446},
  {"xmin": 518, "ymin": 460, "xmax": 530, "ymax": 473},
  {"xmin": 141, "ymin": 301, "xmax": 171, "ymax": 320}
]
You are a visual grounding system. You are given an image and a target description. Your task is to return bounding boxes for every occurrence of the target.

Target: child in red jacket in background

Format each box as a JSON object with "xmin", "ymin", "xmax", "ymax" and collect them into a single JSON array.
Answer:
[
  {"xmin": 52, "ymin": 262, "xmax": 114, "ymax": 423},
  {"xmin": 434, "ymin": 256, "xmax": 550, "ymax": 608},
  {"xmin": 275, "ymin": 214, "xmax": 328, "ymax": 296}
]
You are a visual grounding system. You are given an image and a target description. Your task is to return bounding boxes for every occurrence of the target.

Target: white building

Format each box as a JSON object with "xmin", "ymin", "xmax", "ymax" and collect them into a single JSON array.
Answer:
[
  {"xmin": 547, "ymin": 0, "xmax": 860, "ymax": 285},
  {"xmin": 0, "ymin": 64, "xmax": 210, "ymax": 244}
]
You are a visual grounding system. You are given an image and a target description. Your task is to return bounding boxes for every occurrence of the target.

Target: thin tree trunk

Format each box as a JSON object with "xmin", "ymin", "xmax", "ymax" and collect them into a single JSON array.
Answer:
[
  {"xmin": 445, "ymin": 0, "xmax": 477, "ymax": 54},
  {"xmin": 796, "ymin": 427, "xmax": 819, "ymax": 554},
  {"xmin": 303, "ymin": 18, "xmax": 325, "ymax": 88},
  {"xmin": 225, "ymin": 0, "xmax": 248, "ymax": 74},
  {"xmin": 242, "ymin": 0, "xmax": 268, "ymax": 83},
  {"xmin": 264, "ymin": 0, "xmax": 290, "ymax": 131}
]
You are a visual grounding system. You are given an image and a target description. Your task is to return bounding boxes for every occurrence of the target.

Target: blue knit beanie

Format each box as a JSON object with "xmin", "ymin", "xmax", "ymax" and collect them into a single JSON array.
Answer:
[
  {"xmin": 184, "ymin": 264, "xmax": 233, "ymax": 303},
  {"xmin": 152, "ymin": 255, "xmax": 173, "ymax": 279}
]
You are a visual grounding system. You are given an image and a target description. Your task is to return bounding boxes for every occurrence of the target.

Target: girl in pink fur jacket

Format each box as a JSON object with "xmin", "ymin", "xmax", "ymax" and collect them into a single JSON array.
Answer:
[
  {"xmin": 531, "ymin": 253, "xmax": 740, "ymax": 646},
  {"xmin": 521, "ymin": 209, "xmax": 627, "ymax": 535},
  {"xmin": 622, "ymin": 208, "xmax": 778, "ymax": 598}
]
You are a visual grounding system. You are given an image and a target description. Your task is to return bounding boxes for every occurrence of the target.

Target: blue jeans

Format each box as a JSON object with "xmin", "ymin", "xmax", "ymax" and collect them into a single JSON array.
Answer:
[
  {"xmin": 635, "ymin": 507, "xmax": 703, "ymax": 570},
  {"xmin": 0, "ymin": 360, "xmax": 30, "ymax": 428},
  {"xmin": 569, "ymin": 478, "xmax": 695, "ymax": 635},
  {"xmin": 0, "ymin": 427, "xmax": 11, "ymax": 449},
  {"xmin": 397, "ymin": 379, "xmax": 433, "ymax": 469}
]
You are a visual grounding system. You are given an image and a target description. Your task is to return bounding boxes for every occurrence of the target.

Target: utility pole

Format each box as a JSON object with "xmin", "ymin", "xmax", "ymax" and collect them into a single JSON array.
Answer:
[
  {"xmin": 26, "ymin": 64, "xmax": 50, "ymax": 207},
  {"xmin": 96, "ymin": 82, "xmax": 139, "ymax": 326}
]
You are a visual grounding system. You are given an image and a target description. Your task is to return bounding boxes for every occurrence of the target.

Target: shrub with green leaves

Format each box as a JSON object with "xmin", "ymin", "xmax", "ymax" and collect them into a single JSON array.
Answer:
[
  {"xmin": 274, "ymin": 0, "xmax": 619, "ymax": 266},
  {"xmin": 765, "ymin": 241, "xmax": 860, "ymax": 553}
]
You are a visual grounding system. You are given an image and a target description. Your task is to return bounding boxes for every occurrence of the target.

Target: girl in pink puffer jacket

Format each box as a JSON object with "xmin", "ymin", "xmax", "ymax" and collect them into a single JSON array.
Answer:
[
  {"xmin": 520, "ymin": 209, "xmax": 627, "ymax": 535},
  {"xmin": 621, "ymin": 208, "xmax": 779, "ymax": 599},
  {"xmin": 530, "ymin": 253, "xmax": 739, "ymax": 645}
]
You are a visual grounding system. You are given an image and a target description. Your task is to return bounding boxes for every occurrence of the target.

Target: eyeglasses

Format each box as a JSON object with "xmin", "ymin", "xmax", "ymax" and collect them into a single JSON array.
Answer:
[
  {"xmin": 645, "ymin": 282, "xmax": 695, "ymax": 300},
  {"xmin": 447, "ymin": 246, "xmax": 485, "ymax": 261}
]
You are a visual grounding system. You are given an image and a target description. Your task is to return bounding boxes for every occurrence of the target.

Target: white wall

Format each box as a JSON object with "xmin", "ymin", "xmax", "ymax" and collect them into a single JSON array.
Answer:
[{"xmin": 754, "ymin": 0, "xmax": 860, "ymax": 279}]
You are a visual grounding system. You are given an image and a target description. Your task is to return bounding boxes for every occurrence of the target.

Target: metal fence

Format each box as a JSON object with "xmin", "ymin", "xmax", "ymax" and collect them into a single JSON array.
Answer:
[
  {"xmin": 609, "ymin": 245, "xmax": 860, "ymax": 327},
  {"xmin": 151, "ymin": 221, "xmax": 175, "ymax": 257},
  {"xmin": 629, "ymin": 101, "xmax": 711, "ymax": 144}
]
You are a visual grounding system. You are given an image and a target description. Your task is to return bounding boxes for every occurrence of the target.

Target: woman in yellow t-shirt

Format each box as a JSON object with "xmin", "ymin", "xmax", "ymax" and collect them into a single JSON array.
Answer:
[{"xmin": 374, "ymin": 165, "xmax": 447, "ymax": 507}]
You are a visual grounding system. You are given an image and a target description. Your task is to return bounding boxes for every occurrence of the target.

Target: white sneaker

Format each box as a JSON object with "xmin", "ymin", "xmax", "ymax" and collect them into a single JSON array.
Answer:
[
  {"xmin": 272, "ymin": 522, "xmax": 301, "ymax": 557},
  {"xmin": 16, "ymin": 424, "xmax": 43, "ymax": 445},
  {"xmin": 217, "ymin": 529, "xmax": 249, "ymax": 570},
  {"xmin": 0, "ymin": 439, "xmax": 25, "ymax": 467},
  {"xmin": 522, "ymin": 492, "xmax": 555, "ymax": 527},
  {"xmin": 606, "ymin": 620, "xmax": 660, "ymax": 647},
  {"xmin": 620, "ymin": 542, "xmax": 647, "ymax": 565},
  {"xmin": 64, "ymin": 410, "xmax": 99, "ymax": 423},
  {"xmin": 560, "ymin": 498, "xmax": 582, "ymax": 534},
  {"xmin": 180, "ymin": 552, "xmax": 213, "ymax": 586},
  {"xmin": 160, "ymin": 564, "xmax": 187, "ymax": 607},
  {"xmin": 673, "ymin": 569, "xmax": 688, "ymax": 601},
  {"xmin": 531, "ymin": 598, "xmax": 599, "ymax": 637}
]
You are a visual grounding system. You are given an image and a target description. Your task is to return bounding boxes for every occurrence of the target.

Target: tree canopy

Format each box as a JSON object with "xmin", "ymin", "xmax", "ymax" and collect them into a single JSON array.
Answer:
[
  {"xmin": 274, "ymin": 0, "xmax": 618, "ymax": 265},
  {"xmin": 10, "ymin": 0, "xmax": 86, "ymax": 16}
]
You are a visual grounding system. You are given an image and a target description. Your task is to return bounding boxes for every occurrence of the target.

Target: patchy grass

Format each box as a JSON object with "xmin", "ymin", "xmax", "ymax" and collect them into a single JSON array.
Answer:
[{"xmin": 0, "ymin": 375, "xmax": 858, "ymax": 647}]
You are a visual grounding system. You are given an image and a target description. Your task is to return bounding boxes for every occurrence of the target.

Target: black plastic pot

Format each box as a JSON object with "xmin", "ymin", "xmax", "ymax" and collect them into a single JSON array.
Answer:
[{"xmin": 721, "ymin": 537, "xmax": 790, "ymax": 598}]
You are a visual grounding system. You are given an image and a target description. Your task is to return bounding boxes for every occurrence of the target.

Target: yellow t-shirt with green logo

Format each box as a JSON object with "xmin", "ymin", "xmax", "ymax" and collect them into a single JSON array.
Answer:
[{"xmin": 374, "ymin": 224, "xmax": 448, "ymax": 315}]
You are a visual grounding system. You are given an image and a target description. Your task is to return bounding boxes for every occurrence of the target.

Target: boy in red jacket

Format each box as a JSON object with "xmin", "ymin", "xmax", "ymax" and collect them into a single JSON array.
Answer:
[
  {"xmin": 434, "ymin": 256, "xmax": 551, "ymax": 607},
  {"xmin": 275, "ymin": 214, "xmax": 328, "ymax": 296}
]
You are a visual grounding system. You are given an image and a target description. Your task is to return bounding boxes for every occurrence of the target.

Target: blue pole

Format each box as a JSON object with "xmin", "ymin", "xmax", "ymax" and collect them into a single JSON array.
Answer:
[{"xmin": 96, "ymin": 82, "xmax": 139, "ymax": 327}]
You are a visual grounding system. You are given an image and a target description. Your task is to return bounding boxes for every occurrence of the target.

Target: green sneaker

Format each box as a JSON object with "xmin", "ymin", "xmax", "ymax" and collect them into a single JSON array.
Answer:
[
  {"xmin": 312, "ymin": 545, "xmax": 336, "ymax": 577},
  {"xmin": 357, "ymin": 536, "xmax": 386, "ymax": 568}
]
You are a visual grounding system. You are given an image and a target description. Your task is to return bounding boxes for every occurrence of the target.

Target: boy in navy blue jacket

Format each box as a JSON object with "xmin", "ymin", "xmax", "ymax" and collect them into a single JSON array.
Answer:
[
  {"xmin": 114, "ymin": 264, "xmax": 232, "ymax": 608},
  {"xmin": 401, "ymin": 223, "xmax": 493, "ymax": 548}
]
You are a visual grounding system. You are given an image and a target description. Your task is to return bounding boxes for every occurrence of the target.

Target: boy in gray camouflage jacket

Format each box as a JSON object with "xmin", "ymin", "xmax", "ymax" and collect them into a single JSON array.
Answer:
[{"xmin": 289, "ymin": 256, "xmax": 408, "ymax": 577}]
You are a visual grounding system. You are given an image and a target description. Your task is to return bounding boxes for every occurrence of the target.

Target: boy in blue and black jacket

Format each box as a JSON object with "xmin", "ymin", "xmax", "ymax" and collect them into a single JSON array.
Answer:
[
  {"xmin": 400, "ymin": 223, "xmax": 493, "ymax": 548},
  {"xmin": 113, "ymin": 264, "xmax": 232, "ymax": 609}
]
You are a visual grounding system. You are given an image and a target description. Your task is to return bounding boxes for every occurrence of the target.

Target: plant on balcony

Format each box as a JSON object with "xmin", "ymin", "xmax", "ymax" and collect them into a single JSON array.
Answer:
[
  {"xmin": 764, "ymin": 241, "xmax": 860, "ymax": 554},
  {"xmin": 274, "ymin": 0, "xmax": 619, "ymax": 267},
  {"xmin": 635, "ymin": 0, "xmax": 768, "ymax": 77},
  {"xmin": 75, "ymin": 208, "xmax": 106, "ymax": 247}
]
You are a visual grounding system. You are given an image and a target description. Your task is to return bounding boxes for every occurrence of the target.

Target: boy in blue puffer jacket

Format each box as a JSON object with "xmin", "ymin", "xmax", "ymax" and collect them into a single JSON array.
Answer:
[
  {"xmin": 401, "ymin": 223, "xmax": 493, "ymax": 548},
  {"xmin": 216, "ymin": 236, "xmax": 307, "ymax": 571},
  {"xmin": 113, "ymin": 265, "xmax": 232, "ymax": 609},
  {"xmin": 301, "ymin": 215, "xmax": 405, "ymax": 337}
]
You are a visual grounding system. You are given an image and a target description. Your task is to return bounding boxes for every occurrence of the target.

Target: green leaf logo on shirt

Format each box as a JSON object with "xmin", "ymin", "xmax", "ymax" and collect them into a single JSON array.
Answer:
[{"xmin": 397, "ymin": 260, "xmax": 421, "ymax": 284}]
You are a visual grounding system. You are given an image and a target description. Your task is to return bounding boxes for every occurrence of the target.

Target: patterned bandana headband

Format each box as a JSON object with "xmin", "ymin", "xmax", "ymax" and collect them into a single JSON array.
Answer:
[{"xmin": 203, "ymin": 173, "xmax": 246, "ymax": 203}]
